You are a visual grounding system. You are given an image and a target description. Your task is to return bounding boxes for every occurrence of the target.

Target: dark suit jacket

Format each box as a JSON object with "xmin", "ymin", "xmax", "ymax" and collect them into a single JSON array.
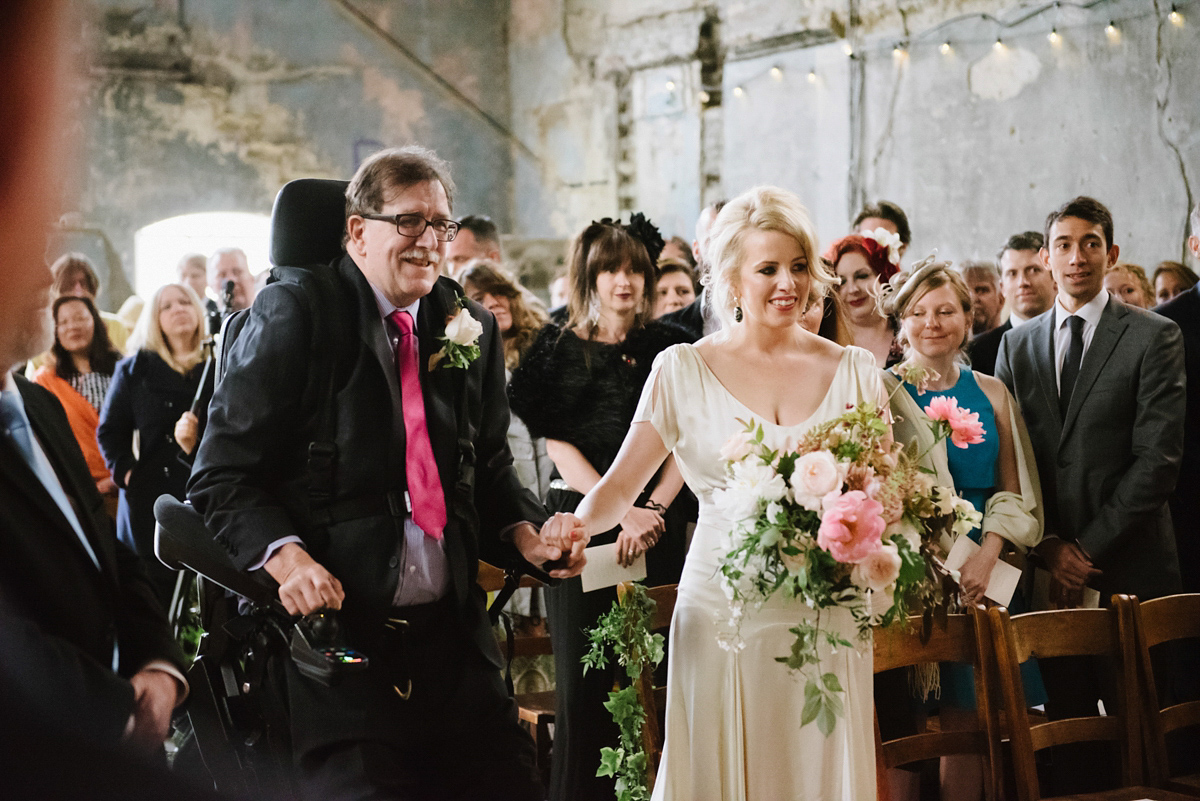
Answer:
[
  {"xmin": 967, "ymin": 319, "xmax": 1011, "ymax": 376},
  {"xmin": 659, "ymin": 295, "xmax": 704, "ymax": 341},
  {"xmin": 995, "ymin": 297, "xmax": 1185, "ymax": 601},
  {"xmin": 188, "ymin": 256, "xmax": 546, "ymax": 645},
  {"xmin": 1155, "ymin": 284, "xmax": 1200, "ymax": 590},
  {"xmin": 0, "ymin": 376, "xmax": 184, "ymax": 744}
]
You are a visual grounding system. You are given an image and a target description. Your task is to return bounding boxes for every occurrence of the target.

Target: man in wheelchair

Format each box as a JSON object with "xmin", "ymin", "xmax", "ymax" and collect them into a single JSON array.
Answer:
[{"xmin": 187, "ymin": 146, "xmax": 584, "ymax": 800}]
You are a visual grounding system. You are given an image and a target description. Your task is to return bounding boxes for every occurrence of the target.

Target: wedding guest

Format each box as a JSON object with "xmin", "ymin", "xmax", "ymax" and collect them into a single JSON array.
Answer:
[
  {"xmin": 884, "ymin": 258, "xmax": 1044, "ymax": 800},
  {"xmin": 653, "ymin": 257, "xmax": 697, "ymax": 319},
  {"xmin": 458, "ymin": 259, "xmax": 553, "ymax": 497},
  {"xmin": 31, "ymin": 296, "xmax": 123, "ymax": 503},
  {"xmin": 445, "ymin": 214, "xmax": 504, "ymax": 274},
  {"xmin": 996, "ymin": 196, "xmax": 1184, "ymax": 795},
  {"xmin": 1152, "ymin": 260, "xmax": 1197, "ymax": 305},
  {"xmin": 825, "ymin": 232, "xmax": 902, "ymax": 366},
  {"xmin": 959, "ymin": 260, "xmax": 1004, "ymax": 334},
  {"xmin": 49, "ymin": 252, "xmax": 130, "ymax": 352},
  {"xmin": 659, "ymin": 235, "xmax": 695, "ymax": 269},
  {"xmin": 854, "ymin": 199, "xmax": 911, "ymax": 260},
  {"xmin": 98, "ymin": 283, "xmax": 214, "ymax": 606},
  {"xmin": 508, "ymin": 215, "xmax": 693, "ymax": 801},
  {"xmin": 1104, "ymin": 262, "xmax": 1153, "ymax": 308},
  {"xmin": 115, "ymin": 294, "xmax": 144, "ymax": 333},
  {"xmin": 969, "ymin": 232, "xmax": 1056, "ymax": 376}
]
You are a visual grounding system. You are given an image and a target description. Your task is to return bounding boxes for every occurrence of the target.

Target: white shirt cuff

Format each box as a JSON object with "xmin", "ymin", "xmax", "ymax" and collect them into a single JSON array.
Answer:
[{"xmin": 248, "ymin": 536, "xmax": 305, "ymax": 572}]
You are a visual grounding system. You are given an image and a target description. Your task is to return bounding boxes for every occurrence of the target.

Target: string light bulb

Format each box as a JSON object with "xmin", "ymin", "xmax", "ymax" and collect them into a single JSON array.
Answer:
[
  {"xmin": 842, "ymin": 41, "xmax": 854, "ymax": 56},
  {"xmin": 939, "ymin": 41, "xmax": 952, "ymax": 55},
  {"xmin": 665, "ymin": 80, "xmax": 676, "ymax": 91},
  {"xmin": 807, "ymin": 68, "xmax": 817, "ymax": 84},
  {"xmin": 892, "ymin": 42, "xmax": 907, "ymax": 59},
  {"xmin": 993, "ymin": 36, "xmax": 1005, "ymax": 51},
  {"xmin": 1105, "ymin": 20, "xmax": 1118, "ymax": 38},
  {"xmin": 698, "ymin": 90, "xmax": 710, "ymax": 103},
  {"xmin": 1169, "ymin": 5, "xmax": 1183, "ymax": 25},
  {"xmin": 733, "ymin": 86, "xmax": 745, "ymax": 98},
  {"xmin": 770, "ymin": 66, "xmax": 783, "ymax": 80},
  {"xmin": 1048, "ymin": 27, "xmax": 1061, "ymax": 44}
]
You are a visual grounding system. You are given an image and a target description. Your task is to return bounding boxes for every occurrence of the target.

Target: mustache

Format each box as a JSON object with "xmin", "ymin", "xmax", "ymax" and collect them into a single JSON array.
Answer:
[{"xmin": 400, "ymin": 248, "xmax": 441, "ymax": 265}]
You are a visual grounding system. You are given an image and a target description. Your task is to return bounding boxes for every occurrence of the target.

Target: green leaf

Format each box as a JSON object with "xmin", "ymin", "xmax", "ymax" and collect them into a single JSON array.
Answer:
[
  {"xmin": 816, "ymin": 703, "xmax": 837, "ymax": 737},
  {"xmin": 597, "ymin": 747, "xmax": 622, "ymax": 778},
  {"xmin": 821, "ymin": 672, "xmax": 843, "ymax": 693},
  {"xmin": 801, "ymin": 681, "xmax": 822, "ymax": 726}
]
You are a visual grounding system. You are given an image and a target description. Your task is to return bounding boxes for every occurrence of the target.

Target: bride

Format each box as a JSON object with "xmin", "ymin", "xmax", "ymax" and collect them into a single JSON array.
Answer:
[{"xmin": 542, "ymin": 186, "xmax": 881, "ymax": 799}]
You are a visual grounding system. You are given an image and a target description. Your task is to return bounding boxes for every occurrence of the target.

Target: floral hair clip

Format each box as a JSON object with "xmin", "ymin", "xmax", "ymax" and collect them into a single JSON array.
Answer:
[
  {"xmin": 864, "ymin": 227, "xmax": 903, "ymax": 267},
  {"xmin": 624, "ymin": 212, "xmax": 666, "ymax": 265}
]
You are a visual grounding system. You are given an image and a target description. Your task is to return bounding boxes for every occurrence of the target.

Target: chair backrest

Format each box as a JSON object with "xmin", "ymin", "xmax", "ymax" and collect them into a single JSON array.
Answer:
[
  {"xmin": 269, "ymin": 178, "xmax": 350, "ymax": 269},
  {"xmin": 616, "ymin": 581, "xmax": 677, "ymax": 794},
  {"xmin": 1127, "ymin": 593, "xmax": 1200, "ymax": 787},
  {"xmin": 988, "ymin": 602, "xmax": 1143, "ymax": 801},
  {"xmin": 872, "ymin": 606, "xmax": 1002, "ymax": 801}
]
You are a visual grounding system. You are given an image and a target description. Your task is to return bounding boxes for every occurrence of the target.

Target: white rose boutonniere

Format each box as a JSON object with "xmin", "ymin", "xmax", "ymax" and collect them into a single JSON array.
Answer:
[{"xmin": 428, "ymin": 299, "xmax": 483, "ymax": 371}]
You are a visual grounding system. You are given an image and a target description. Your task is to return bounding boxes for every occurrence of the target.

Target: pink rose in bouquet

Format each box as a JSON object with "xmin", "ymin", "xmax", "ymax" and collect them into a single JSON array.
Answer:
[
  {"xmin": 924, "ymin": 396, "xmax": 985, "ymax": 449},
  {"xmin": 817, "ymin": 490, "xmax": 886, "ymax": 563},
  {"xmin": 720, "ymin": 430, "xmax": 755, "ymax": 462}
]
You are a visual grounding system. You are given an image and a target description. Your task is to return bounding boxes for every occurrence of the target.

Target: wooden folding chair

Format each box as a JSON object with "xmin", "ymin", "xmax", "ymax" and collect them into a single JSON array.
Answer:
[
  {"xmin": 1125, "ymin": 593, "xmax": 1200, "ymax": 797},
  {"xmin": 989, "ymin": 601, "xmax": 1197, "ymax": 801},
  {"xmin": 872, "ymin": 606, "xmax": 1003, "ymax": 801},
  {"xmin": 616, "ymin": 580, "xmax": 677, "ymax": 794},
  {"xmin": 477, "ymin": 561, "xmax": 553, "ymax": 784}
]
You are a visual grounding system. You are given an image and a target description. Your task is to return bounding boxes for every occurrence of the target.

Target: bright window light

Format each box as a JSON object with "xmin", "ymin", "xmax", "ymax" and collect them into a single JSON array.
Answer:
[{"xmin": 133, "ymin": 212, "xmax": 271, "ymax": 303}]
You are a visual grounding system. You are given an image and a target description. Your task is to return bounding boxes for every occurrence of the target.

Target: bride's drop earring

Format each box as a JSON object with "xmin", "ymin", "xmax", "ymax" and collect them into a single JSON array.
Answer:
[{"xmin": 735, "ymin": 299, "xmax": 743, "ymax": 323}]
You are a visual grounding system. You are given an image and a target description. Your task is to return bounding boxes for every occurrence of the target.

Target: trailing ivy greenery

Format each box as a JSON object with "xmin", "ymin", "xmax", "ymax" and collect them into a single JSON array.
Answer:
[{"xmin": 583, "ymin": 584, "xmax": 664, "ymax": 801}]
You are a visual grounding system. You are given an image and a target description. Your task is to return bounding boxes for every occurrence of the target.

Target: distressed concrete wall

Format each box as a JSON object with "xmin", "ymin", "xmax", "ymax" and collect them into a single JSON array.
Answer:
[
  {"xmin": 508, "ymin": 0, "xmax": 1200, "ymax": 267},
  {"xmin": 79, "ymin": 0, "xmax": 512, "ymax": 306}
]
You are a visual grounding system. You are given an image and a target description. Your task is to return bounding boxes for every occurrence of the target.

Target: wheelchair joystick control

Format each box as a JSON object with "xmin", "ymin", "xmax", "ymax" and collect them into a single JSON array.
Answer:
[{"xmin": 290, "ymin": 609, "xmax": 368, "ymax": 687}]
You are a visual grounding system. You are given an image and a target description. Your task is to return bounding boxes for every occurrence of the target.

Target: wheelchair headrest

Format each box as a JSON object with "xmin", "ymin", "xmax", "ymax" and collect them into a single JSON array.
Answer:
[{"xmin": 269, "ymin": 178, "xmax": 350, "ymax": 268}]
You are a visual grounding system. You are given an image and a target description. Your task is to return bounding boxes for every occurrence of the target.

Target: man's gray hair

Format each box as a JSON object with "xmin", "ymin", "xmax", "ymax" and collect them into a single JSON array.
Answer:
[
  {"xmin": 207, "ymin": 247, "xmax": 248, "ymax": 274},
  {"xmin": 958, "ymin": 259, "xmax": 1000, "ymax": 284}
]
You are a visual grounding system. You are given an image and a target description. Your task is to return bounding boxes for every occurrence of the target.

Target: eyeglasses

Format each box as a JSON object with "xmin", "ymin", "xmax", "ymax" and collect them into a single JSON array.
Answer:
[{"xmin": 359, "ymin": 213, "xmax": 460, "ymax": 242}]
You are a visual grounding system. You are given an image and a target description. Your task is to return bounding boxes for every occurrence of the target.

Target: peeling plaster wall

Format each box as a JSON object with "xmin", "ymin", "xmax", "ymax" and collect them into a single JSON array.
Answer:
[
  {"xmin": 81, "ymin": 0, "xmax": 512, "ymax": 304},
  {"xmin": 509, "ymin": 0, "xmax": 1200, "ymax": 266}
]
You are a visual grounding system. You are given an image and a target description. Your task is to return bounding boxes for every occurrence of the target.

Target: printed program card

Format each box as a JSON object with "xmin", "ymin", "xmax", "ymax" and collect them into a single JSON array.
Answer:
[
  {"xmin": 580, "ymin": 542, "xmax": 647, "ymax": 592},
  {"xmin": 944, "ymin": 536, "xmax": 1023, "ymax": 606}
]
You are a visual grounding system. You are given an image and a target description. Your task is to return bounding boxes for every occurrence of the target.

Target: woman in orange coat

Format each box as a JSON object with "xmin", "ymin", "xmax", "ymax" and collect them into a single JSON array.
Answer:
[{"xmin": 32, "ymin": 295, "xmax": 123, "ymax": 504}]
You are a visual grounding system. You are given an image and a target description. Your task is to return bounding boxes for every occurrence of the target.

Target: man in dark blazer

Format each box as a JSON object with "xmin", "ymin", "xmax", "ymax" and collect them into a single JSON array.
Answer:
[
  {"xmin": 0, "ymin": 222, "xmax": 188, "ymax": 772},
  {"xmin": 996, "ymin": 196, "xmax": 1186, "ymax": 793},
  {"xmin": 189, "ymin": 146, "xmax": 576, "ymax": 800},
  {"xmin": 1154, "ymin": 208, "xmax": 1200, "ymax": 592},
  {"xmin": 969, "ymin": 231, "xmax": 1056, "ymax": 375}
]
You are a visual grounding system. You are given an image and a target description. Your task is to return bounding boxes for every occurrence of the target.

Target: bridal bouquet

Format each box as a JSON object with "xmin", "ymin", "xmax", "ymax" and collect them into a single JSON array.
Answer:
[{"xmin": 714, "ymin": 395, "xmax": 981, "ymax": 735}]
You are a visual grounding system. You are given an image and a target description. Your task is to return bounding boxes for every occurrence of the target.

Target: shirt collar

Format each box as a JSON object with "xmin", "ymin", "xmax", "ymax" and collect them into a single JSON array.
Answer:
[
  {"xmin": 1054, "ymin": 289, "xmax": 1108, "ymax": 330},
  {"xmin": 1, "ymin": 371, "xmax": 14, "ymax": 394},
  {"xmin": 368, "ymin": 282, "xmax": 420, "ymax": 325}
]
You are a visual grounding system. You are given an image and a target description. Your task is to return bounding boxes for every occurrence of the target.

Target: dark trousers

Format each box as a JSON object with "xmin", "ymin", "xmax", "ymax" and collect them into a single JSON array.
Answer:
[{"xmin": 285, "ymin": 601, "xmax": 541, "ymax": 801}]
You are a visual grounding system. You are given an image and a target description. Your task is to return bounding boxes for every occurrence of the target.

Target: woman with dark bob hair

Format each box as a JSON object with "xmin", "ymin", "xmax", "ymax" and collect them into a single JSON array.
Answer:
[
  {"xmin": 31, "ymin": 295, "xmax": 123, "ymax": 501},
  {"xmin": 509, "ymin": 215, "xmax": 694, "ymax": 801}
]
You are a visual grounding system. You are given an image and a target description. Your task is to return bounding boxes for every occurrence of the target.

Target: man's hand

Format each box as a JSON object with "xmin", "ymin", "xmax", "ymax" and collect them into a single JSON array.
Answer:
[
  {"xmin": 1037, "ymin": 538, "xmax": 1101, "ymax": 592},
  {"xmin": 173, "ymin": 411, "xmax": 200, "ymax": 455},
  {"xmin": 264, "ymin": 543, "xmax": 344, "ymax": 616},
  {"xmin": 535, "ymin": 513, "xmax": 589, "ymax": 578},
  {"xmin": 124, "ymin": 669, "xmax": 179, "ymax": 754},
  {"xmin": 615, "ymin": 507, "xmax": 663, "ymax": 567}
]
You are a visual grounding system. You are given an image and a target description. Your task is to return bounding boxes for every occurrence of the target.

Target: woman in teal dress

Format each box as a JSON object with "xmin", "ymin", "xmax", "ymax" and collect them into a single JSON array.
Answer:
[{"xmin": 882, "ymin": 258, "xmax": 1045, "ymax": 801}]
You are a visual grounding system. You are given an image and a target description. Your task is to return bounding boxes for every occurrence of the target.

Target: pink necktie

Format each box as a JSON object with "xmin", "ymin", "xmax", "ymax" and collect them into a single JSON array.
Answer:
[{"xmin": 389, "ymin": 310, "xmax": 446, "ymax": 540}]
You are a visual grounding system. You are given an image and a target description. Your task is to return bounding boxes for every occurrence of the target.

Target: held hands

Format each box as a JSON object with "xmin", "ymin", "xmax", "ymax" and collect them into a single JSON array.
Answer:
[
  {"xmin": 174, "ymin": 411, "xmax": 200, "ymax": 455},
  {"xmin": 537, "ymin": 513, "xmax": 590, "ymax": 578},
  {"xmin": 615, "ymin": 506, "xmax": 665, "ymax": 568},
  {"xmin": 124, "ymin": 669, "xmax": 179, "ymax": 754},
  {"xmin": 264, "ymin": 543, "xmax": 345, "ymax": 616}
]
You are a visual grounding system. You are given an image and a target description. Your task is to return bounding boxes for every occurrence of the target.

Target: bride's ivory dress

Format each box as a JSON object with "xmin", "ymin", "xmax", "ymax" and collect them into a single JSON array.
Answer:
[{"xmin": 634, "ymin": 343, "xmax": 882, "ymax": 801}]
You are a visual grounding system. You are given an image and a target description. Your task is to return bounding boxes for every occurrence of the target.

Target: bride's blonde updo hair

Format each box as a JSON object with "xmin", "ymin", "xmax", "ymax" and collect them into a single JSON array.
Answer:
[
  {"xmin": 706, "ymin": 186, "xmax": 836, "ymax": 333},
  {"xmin": 881, "ymin": 255, "xmax": 974, "ymax": 353}
]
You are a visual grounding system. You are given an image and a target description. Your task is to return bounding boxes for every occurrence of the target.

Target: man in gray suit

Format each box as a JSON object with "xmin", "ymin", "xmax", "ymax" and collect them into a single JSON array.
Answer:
[{"xmin": 996, "ymin": 196, "xmax": 1186, "ymax": 792}]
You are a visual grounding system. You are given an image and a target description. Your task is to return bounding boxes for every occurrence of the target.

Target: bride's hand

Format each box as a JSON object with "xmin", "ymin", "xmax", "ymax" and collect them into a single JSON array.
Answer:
[{"xmin": 615, "ymin": 507, "xmax": 664, "ymax": 567}]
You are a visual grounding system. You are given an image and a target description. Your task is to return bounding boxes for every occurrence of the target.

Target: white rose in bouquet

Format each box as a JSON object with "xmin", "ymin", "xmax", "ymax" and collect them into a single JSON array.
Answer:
[{"xmin": 851, "ymin": 542, "xmax": 902, "ymax": 592}]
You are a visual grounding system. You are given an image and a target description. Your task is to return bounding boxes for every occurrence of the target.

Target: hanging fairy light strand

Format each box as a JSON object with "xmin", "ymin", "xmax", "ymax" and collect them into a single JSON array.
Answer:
[{"xmin": 834, "ymin": 0, "xmax": 1190, "ymax": 62}]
